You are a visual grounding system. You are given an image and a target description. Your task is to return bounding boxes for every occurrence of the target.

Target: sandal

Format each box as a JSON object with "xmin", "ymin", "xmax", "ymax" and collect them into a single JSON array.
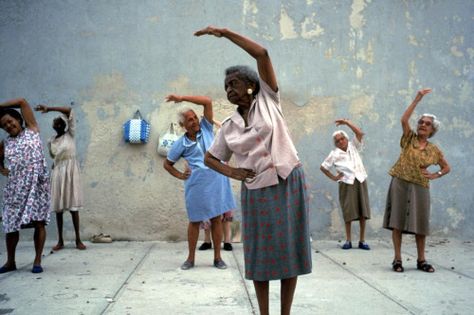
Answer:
[
  {"xmin": 392, "ymin": 260, "xmax": 404, "ymax": 272},
  {"xmin": 417, "ymin": 260, "xmax": 435, "ymax": 273}
]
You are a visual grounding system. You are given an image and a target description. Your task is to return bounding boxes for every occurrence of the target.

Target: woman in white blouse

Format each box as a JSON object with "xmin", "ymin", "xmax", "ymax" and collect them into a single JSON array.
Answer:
[{"xmin": 320, "ymin": 119, "xmax": 371, "ymax": 250}]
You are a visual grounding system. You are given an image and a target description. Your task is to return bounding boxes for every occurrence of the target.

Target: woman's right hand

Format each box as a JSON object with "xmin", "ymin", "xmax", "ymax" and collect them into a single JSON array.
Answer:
[
  {"xmin": 35, "ymin": 104, "xmax": 48, "ymax": 113},
  {"xmin": 0, "ymin": 167, "xmax": 9, "ymax": 177},
  {"xmin": 180, "ymin": 168, "xmax": 191, "ymax": 180},
  {"xmin": 230, "ymin": 167, "xmax": 256, "ymax": 181},
  {"xmin": 335, "ymin": 172, "xmax": 344, "ymax": 181}
]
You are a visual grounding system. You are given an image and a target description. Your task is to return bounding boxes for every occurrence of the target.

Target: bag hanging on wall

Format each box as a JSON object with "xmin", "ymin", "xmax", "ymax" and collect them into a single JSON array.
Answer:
[
  {"xmin": 157, "ymin": 123, "xmax": 180, "ymax": 157},
  {"xmin": 123, "ymin": 110, "xmax": 150, "ymax": 144}
]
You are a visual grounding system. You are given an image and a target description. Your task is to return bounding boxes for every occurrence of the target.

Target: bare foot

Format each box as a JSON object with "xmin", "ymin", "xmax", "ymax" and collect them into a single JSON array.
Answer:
[
  {"xmin": 52, "ymin": 243, "xmax": 64, "ymax": 251},
  {"xmin": 76, "ymin": 241, "xmax": 86, "ymax": 250}
]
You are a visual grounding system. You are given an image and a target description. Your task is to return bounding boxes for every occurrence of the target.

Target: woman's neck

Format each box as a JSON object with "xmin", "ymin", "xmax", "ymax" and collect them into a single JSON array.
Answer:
[{"xmin": 186, "ymin": 132, "xmax": 196, "ymax": 141}]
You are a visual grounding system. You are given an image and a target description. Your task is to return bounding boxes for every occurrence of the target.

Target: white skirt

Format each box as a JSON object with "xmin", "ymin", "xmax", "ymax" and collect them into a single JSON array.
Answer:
[{"xmin": 50, "ymin": 158, "xmax": 83, "ymax": 212}]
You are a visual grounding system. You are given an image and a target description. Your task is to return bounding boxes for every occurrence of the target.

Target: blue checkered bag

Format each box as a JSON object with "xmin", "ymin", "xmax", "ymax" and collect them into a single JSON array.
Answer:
[{"xmin": 123, "ymin": 110, "xmax": 150, "ymax": 144}]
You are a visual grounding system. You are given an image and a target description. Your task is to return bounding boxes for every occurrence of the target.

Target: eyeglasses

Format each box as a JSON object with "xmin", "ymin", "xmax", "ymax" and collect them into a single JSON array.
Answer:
[{"xmin": 417, "ymin": 119, "xmax": 432, "ymax": 127}]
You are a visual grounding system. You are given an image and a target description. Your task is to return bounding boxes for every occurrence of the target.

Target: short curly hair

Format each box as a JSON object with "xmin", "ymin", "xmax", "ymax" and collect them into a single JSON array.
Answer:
[
  {"xmin": 0, "ymin": 108, "xmax": 24, "ymax": 128},
  {"xmin": 418, "ymin": 113, "xmax": 440, "ymax": 138},
  {"xmin": 225, "ymin": 65, "xmax": 260, "ymax": 95}
]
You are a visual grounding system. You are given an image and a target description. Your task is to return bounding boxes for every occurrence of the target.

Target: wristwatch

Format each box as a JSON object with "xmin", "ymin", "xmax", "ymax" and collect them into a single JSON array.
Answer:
[{"xmin": 437, "ymin": 171, "xmax": 443, "ymax": 176}]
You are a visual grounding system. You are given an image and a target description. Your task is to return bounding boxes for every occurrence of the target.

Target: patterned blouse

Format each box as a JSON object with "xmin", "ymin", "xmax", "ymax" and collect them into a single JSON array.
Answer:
[{"xmin": 389, "ymin": 130, "xmax": 443, "ymax": 188}]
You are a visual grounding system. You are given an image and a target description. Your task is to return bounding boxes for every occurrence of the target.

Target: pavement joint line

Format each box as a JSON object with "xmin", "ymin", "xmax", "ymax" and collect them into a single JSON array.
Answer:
[
  {"xmin": 99, "ymin": 242, "xmax": 157, "ymax": 315},
  {"xmin": 315, "ymin": 249, "xmax": 417, "ymax": 315},
  {"xmin": 400, "ymin": 249, "xmax": 474, "ymax": 280},
  {"xmin": 231, "ymin": 247, "xmax": 258, "ymax": 315}
]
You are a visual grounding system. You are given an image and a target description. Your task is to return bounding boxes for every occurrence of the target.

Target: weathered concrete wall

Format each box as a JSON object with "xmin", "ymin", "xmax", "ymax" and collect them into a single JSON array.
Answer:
[{"xmin": 0, "ymin": 0, "xmax": 472, "ymax": 240}]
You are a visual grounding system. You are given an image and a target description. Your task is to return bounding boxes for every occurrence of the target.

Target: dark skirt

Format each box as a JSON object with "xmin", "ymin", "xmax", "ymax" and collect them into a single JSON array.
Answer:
[
  {"xmin": 338, "ymin": 179, "xmax": 371, "ymax": 223},
  {"xmin": 383, "ymin": 177, "xmax": 431, "ymax": 235},
  {"xmin": 241, "ymin": 166, "xmax": 312, "ymax": 281}
]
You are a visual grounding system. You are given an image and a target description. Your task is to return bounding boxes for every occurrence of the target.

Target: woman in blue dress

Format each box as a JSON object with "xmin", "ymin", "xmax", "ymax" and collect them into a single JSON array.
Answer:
[{"xmin": 163, "ymin": 94, "xmax": 236, "ymax": 270}]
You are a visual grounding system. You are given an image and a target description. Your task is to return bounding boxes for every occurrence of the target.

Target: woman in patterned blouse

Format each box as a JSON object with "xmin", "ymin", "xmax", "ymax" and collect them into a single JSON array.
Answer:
[
  {"xmin": 0, "ymin": 98, "xmax": 50, "ymax": 274},
  {"xmin": 383, "ymin": 89, "xmax": 450, "ymax": 273}
]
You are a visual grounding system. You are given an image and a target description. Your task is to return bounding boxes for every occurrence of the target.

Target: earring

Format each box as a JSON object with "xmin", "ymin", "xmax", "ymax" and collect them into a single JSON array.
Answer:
[{"xmin": 247, "ymin": 88, "xmax": 253, "ymax": 95}]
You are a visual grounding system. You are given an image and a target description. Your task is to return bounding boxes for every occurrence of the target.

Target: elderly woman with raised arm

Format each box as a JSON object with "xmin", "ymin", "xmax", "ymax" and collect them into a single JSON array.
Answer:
[
  {"xmin": 0, "ymin": 98, "xmax": 50, "ymax": 274},
  {"xmin": 383, "ymin": 89, "xmax": 450, "ymax": 273},
  {"xmin": 35, "ymin": 105, "xmax": 86, "ymax": 251},
  {"xmin": 320, "ymin": 119, "xmax": 371, "ymax": 250},
  {"xmin": 163, "ymin": 94, "xmax": 236, "ymax": 270},
  {"xmin": 197, "ymin": 26, "xmax": 311, "ymax": 315}
]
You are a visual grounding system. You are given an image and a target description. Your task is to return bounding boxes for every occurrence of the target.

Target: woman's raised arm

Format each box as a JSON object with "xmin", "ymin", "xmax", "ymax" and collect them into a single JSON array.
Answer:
[{"xmin": 194, "ymin": 26, "xmax": 277, "ymax": 92}]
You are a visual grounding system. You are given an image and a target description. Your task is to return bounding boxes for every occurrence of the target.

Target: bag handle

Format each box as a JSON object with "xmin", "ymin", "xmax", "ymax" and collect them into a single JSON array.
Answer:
[{"xmin": 133, "ymin": 110, "xmax": 142, "ymax": 119}]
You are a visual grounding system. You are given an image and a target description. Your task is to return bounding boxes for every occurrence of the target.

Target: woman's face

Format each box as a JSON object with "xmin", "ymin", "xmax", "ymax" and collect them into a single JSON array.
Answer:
[
  {"xmin": 180, "ymin": 110, "xmax": 200, "ymax": 135},
  {"xmin": 0, "ymin": 114, "xmax": 22, "ymax": 136},
  {"xmin": 53, "ymin": 118, "xmax": 66, "ymax": 134},
  {"xmin": 224, "ymin": 72, "xmax": 250, "ymax": 105},
  {"xmin": 417, "ymin": 116, "xmax": 434, "ymax": 138},
  {"xmin": 334, "ymin": 134, "xmax": 348, "ymax": 151}
]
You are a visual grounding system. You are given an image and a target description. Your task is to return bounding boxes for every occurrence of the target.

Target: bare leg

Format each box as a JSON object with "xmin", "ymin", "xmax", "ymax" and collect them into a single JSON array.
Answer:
[
  {"xmin": 186, "ymin": 222, "xmax": 200, "ymax": 262},
  {"xmin": 253, "ymin": 280, "xmax": 269, "ymax": 315},
  {"xmin": 203, "ymin": 228, "xmax": 211, "ymax": 243},
  {"xmin": 33, "ymin": 221, "xmax": 46, "ymax": 266},
  {"xmin": 223, "ymin": 220, "xmax": 232, "ymax": 243},
  {"xmin": 281, "ymin": 277, "xmax": 298, "ymax": 315},
  {"xmin": 52, "ymin": 212, "xmax": 64, "ymax": 250},
  {"xmin": 392, "ymin": 228, "xmax": 402, "ymax": 261},
  {"xmin": 415, "ymin": 234, "xmax": 426, "ymax": 262},
  {"xmin": 210, "ymin": 215, "xmax": 223, "ymax": 260},
  {"xmin": 71, "ymin": 211, "xmax": 86, "ymax": 249},
  {"xmin": 359, "ymin": 217, "xmax": 366, "ymax": 242},
  {"xmin": 344, "ymin": 222, "xmax": 352, "ymax": 241},
  {"xmin": 2, "ymin": 231, "xmax": 19, "ymax": 269}
]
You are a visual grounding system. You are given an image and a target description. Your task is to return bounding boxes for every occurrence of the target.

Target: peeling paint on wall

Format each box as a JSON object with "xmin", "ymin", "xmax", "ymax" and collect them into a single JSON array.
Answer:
[{"xmin": 279, "ymin": 7, "xmax": 298, "ymax": 39}]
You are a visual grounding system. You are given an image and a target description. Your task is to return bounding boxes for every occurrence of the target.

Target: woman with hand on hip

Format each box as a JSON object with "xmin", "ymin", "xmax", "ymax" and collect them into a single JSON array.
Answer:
[
  {"xmin": 320, "ymin": 119, "xmax": 371, "ymax": 251},
  {"xmin": 163, "ymin": 94, "xmax": 236, "ymax": 270},
  {"xmin": 35, "ymin": 105, "xmax": 85, "ymax": 251},
  {"xmin": 383, "ymin": 89, "xmax": 450, "ymax": 273},
  {"xmin": 197, "ymin": 26, "xmax": 312, "ymax": 315},
  {"xmin": 0, "ymin": 98, "xmax": 50, "ymax": 274}
]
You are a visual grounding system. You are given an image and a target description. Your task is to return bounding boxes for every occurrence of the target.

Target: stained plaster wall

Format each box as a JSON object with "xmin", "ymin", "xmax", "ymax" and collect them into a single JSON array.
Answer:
[{"xmin": 0, "ymin": 0, "xmax": 472, "ymax": 241}]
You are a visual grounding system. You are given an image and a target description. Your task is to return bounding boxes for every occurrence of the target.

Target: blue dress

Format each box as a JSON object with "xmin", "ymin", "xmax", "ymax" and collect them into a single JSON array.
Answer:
[{"xmin": 167, "ymin": 118, "xmax": 236, "ymax": 222}]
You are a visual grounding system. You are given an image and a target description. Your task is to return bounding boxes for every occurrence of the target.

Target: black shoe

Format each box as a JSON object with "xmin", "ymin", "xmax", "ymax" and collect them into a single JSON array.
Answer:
[
  {"xmin": 198, "ymin": 242, "xmax": 212, "ymax": 250},
  {"xmin": 223, "ymin": 242, "xmax": 233, "ymax": 251}
]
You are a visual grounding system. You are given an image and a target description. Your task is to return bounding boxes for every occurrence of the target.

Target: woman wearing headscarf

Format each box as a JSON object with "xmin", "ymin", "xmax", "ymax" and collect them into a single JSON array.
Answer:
[
  {"xmin": 197, "ymin": 26, "xmax": 312, "ymax": 315},
  {"xmin": 163, "ymin": 94, "xmax": 236, "ymax": 270},
  {"xmin": 383, "ymin": 89, "xmax": 450, "ymax": 273},
  {"xmin": 0, "ymin": 98, "xmax": 50, "ymax": 274},
  {"xmin": 35, "ymin": 105, "xmax": 85, "ymax": 251}
]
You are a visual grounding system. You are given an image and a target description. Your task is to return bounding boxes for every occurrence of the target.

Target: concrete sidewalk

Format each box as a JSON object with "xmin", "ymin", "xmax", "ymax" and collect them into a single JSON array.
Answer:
[{"xmin": 1, "ymin": 237, "xmax": 473, "ymax": 314}]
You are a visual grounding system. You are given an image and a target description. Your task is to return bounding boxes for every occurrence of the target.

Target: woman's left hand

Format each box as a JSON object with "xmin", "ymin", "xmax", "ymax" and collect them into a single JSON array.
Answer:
[
  {"xmin": 194, "ymin": 26, "xmax": 224, "ymax": 37},
  {"xmin": 35, "ymin": 104, "xmax": 48, "ymax": 113},
  {"xmin": 420, "ymin": 166, "xmax": 436, "ymax": 180},
  {"xmin": 165, "ymin": 94, "xmax": 182, "ymax": 103}
]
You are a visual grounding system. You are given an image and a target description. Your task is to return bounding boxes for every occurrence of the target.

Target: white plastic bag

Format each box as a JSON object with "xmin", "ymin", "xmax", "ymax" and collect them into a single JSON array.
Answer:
[{"xmin": 157, "ymin": 123, "xmax": 180, "ymax": 157}]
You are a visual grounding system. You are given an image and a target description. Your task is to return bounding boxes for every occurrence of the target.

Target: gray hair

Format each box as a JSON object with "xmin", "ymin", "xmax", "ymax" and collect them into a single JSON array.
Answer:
[
  {"xmin": 418, "ymin": 113, "xmax": 440, "ymax": 138},
  {"xmin": 225, "ymin": 65, "xmax": 260, "ymax": 95},
  {"xmin": 332, "ymin": 130, "xmax": 349, "ymax": 142},
  {"xmin": 177, "ymin": 107, "xmax": 195, "ymax": 125}
]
